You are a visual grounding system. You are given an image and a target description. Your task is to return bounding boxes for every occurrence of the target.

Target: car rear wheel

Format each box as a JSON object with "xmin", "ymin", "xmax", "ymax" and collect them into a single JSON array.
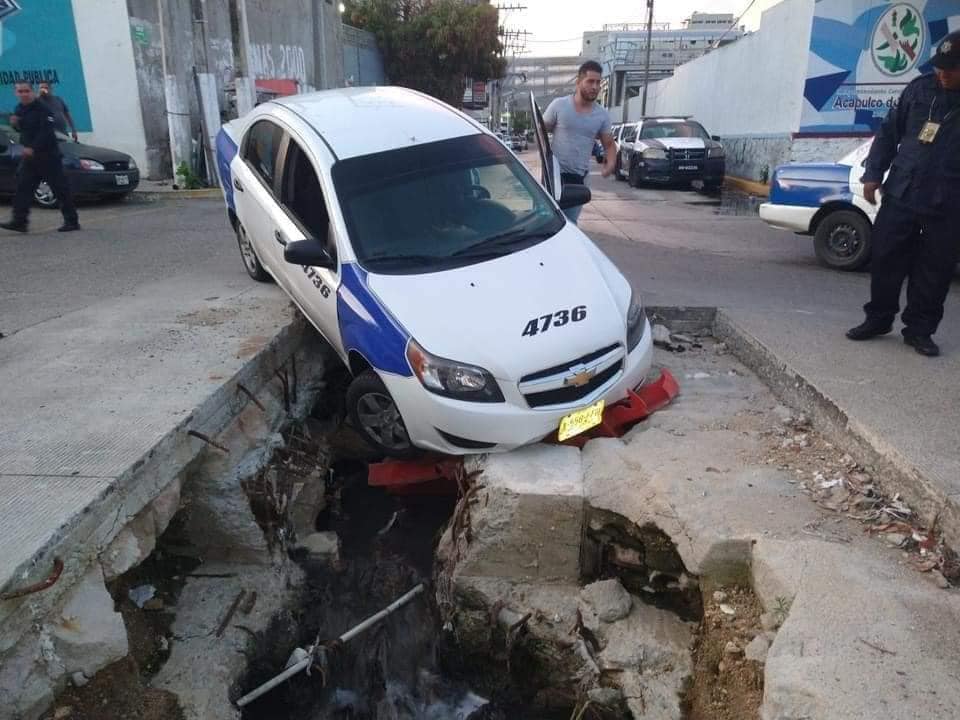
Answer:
[
  {"xmin": 813, "ymin": 210, "xmax": 872, "ymax": 271},
  {"xmin": 347, "ymin": 370, "xmax": 419, "ymax": 458},
  {"xmin": 235, "ymin": 222, "xmax": 271, "ymax": 282},
  {"xmin": 34, "ymin": 182, "xmax": 58, "ymax": 208}
]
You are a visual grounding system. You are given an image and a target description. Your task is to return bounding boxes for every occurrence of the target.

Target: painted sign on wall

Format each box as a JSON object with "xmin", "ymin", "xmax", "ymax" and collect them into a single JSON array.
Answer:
[
  {"xmin": 0, "ymin": 0, "xmax": 91, "ymax": 131},
  {"xmin": 800, "ymin": 0, "xmax": 959, "ymax": 135}
]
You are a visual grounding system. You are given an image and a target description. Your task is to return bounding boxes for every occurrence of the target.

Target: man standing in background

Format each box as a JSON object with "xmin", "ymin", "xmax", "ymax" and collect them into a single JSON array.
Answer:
[
  {"xmin": 846, "ymin": 30, "xmax": 960, "ymax": 357},
  {"xmin": 1, "ymin": 82, "xmax": 79, "ymax": 233},
  {"xmin": 542, "ymin": 60, "xmax": 617, "ymax": 224},
  {"xmin": 38, "ymin": 81, "xmax": 79, "ymax": 142}
]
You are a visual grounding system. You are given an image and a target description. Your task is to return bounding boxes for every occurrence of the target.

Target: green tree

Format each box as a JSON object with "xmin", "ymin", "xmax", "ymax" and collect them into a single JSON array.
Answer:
[
  {"xmin": 511, "ymin": 110, "xmax": 530, "ymax": 135},
  {"xmin": 344, "ymin": 0, "xmax": 506, "ymax": 107}
]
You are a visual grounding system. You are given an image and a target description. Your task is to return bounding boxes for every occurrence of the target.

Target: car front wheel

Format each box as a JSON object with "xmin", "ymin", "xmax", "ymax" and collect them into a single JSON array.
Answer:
[
  {"xmin": 34, "ymin": 181, "xmax": 58, "ymax": 208},
  {"xmin": 628, "ymin": 157, "xmax": 642, "ymax": 188},
  {"xmin": 813, "ymin": 210, "xmax": 872, "ymax": 271},
  {"xmin": 347, "ymin": 370, "xmax": 419, "ymax": 458},
  {"xmin": 235, "ymin": 222, "xmax": 271, "ymax": 282}
]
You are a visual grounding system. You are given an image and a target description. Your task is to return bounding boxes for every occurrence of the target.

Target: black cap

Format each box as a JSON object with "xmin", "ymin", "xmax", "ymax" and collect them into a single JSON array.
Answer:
[{"xmin": 931, "ymin": 30, "xmax": 960, "ymax": 70}]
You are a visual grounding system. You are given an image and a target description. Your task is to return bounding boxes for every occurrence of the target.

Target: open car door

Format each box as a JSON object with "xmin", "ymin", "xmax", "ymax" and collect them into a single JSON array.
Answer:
[{"xmin": 530, "ymin": 92, "xmax": 563, "ymax": 202}]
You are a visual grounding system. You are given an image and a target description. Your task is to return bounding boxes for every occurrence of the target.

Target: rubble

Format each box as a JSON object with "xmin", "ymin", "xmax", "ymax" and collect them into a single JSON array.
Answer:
[
  {"xmin": 744, "ymin": 635, "xmax": 769, "ymax": 663},
  {"xmin": 580, "ymin": 579, "xmax": 633, "ymax": 623}
]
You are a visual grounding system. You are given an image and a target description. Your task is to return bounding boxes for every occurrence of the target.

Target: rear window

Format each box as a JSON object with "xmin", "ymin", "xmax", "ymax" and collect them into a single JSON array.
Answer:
[
  {"xmin": 332, "ymin": 134, "xmax": 563, "ymax": 275},
  {"xmin": 640, "ymin": 121, "xmax": 710, "ymax": 140}
]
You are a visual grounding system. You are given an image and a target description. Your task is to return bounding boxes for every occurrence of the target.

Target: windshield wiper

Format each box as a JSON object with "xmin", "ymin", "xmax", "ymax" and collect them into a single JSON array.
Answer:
[
  {"xmin": 363, "ymin": 253, "xmax": 445, "ymax": 268},
  {"xmin": 452, "ymin": 226, "xmax": 558, "ymax": 257}
]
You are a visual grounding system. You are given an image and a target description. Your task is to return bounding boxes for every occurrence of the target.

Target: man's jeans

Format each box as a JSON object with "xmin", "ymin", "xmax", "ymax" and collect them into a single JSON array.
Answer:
[{"xmin": 560, "ymin": 171, "xmax": 588, "ymax": 225}]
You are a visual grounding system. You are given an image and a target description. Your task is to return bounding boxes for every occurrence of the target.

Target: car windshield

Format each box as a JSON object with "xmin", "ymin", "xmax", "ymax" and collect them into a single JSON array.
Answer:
[
  {"xmin": 332, "ymin": 134, "xmax": 563, "ymax": 274},
  {"xmin": 640, "ymin": 121, "xmax": 710, "ymax": 140}
]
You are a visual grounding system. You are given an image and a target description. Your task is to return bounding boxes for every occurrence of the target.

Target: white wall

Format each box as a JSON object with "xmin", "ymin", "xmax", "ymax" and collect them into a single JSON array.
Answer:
[
  {"xmin": 616, "ymin": 0, "xmax": 815, "ymax": 136},
  {"xmin": 72, "ymin": 0, "xmax": 149, "ymax": 170}
]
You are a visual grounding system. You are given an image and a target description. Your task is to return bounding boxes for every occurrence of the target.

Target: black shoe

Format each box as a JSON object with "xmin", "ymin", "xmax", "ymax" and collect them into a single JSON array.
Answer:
[
  {"xmin": 904, "ymin": 334, "xmax": 939, "ymax": 357},
  {"xmin": 846, "ymin": 319, "xmax": 893, "ymax": 341},
  {"xmin": 57, "ymin": 222, "xmax": 80, "ymax": 232},
  {"xmin": 0, "ymin": 220, "xmax": 27, "ymax": 233}
]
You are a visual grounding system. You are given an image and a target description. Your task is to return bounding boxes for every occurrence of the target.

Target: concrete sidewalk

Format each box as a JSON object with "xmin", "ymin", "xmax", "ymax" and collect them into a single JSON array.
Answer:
[{"xmin": 578, "ymin": 173, "xmax": 960, "ymax": 544}]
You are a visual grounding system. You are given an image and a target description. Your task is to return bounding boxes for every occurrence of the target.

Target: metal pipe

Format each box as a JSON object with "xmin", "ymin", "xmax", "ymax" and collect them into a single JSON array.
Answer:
[
  {"xmin": 235, "ymin": 583, "xmax": 425, "ymax": 708},
  {"xmin": 640, "ymin": 0, "xmax": 654, "ymax": 116}
]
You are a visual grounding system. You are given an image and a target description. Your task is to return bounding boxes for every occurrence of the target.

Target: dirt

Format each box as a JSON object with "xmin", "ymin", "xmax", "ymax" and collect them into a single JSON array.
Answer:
[{"xmin": 682, "ymin": 586, "xmax": 764, "ymax": 720}]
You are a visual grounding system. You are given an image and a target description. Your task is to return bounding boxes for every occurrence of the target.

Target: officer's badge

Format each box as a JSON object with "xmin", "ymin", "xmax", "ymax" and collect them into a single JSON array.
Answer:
[{"xmin": 943, "ymin": 40, "xmax": 953, "ymax": 54}]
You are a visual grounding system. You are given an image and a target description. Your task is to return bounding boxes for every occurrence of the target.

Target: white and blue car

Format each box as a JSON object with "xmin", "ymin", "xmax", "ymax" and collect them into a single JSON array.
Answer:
[
  {"xmin": 215, "ymin": 87, "xmax": 654, "ymax": 457},
  {"xmin": 759, "ymin": 141, "xmax": 878, "ymax": 270}
]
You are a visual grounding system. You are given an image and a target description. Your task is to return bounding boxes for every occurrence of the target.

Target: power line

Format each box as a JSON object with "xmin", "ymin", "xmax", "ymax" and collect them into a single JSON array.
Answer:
[{"xmin": 712, "ymin": 0, "xmax": 758, "ymax": 48}]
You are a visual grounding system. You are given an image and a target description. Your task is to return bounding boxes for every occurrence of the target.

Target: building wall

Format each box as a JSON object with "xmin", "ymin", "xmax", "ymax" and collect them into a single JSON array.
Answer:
[
  {"xmin": 73, "ymin": 0, "xmax": 151, "ymax": 172},
  {"xmin": 343, "ymin": 25, "xmax": 386, "ymax": 87}
]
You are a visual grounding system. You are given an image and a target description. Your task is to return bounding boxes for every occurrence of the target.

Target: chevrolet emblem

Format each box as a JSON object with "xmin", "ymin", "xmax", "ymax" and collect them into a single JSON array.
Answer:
[{"xmin": 565, "ymin": 368, "xmax": 596, "ymax": 387}]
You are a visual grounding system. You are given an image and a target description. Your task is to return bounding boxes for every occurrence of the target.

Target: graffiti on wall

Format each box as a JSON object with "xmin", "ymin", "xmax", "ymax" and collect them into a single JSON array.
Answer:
[
  {"xmin": 800, "ymin": 0, "xmax": 959, "ymax": 135},
  {"xmin": 249, "ymin": 43, "xmax": 307, "ymax": 84},
  {"xmin": 0, "ymin": 0, "xmax": 91, "ymax": 131}
]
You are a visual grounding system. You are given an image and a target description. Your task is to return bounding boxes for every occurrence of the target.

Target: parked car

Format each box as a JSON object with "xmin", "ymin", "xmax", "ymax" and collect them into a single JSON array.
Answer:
[
  {"xmin": 592, "ymin": 139, "xmax": 605, "ymax": 164},
  {"xmin": 759, "ymin": 141, "xmax": 876, "ymax": 270},
  {"xmin": 0, "ymin": 120, "xmax": 139, "ymax": 207},
  {"xmin": 615, "ymin": 116, "xmax": 725, "ymax": 190},
  {"xmin": 511, "ymin": 134, "xmax": 528, "ymax": 151},
  {"xmin": 216, "ymin": 87, "xmax": 654, "ymax": 458}
]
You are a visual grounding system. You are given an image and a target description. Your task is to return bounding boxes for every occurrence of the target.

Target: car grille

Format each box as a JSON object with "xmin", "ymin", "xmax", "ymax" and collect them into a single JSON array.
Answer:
[
  {"xmin": 520, "ymin": 344, "xmax": 620, "ymax": 383},
  {"xmin": 104, "ymin": 160, "xmax": 130, "ymax": 171},
  {"xmin": 669, "ymin": 148, "xmax": 705, "ymax": 161},
  {"xmin": 524, "ymin": 361, "xmax": 623, "ymax": 408},
  {"xmin": 519, "ymin": 343, "xmax": 624, "ymax": 409}
]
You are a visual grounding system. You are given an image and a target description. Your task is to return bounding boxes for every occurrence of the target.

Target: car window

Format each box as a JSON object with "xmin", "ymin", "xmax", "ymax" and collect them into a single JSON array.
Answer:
[
  {"xmin": 622, "ymin": 125, "xmax": 637, "ymax": 143},
  {"xmin": 243, "ymin": 120, "xmax": 284, "ymax": 188},
  {"xmin": 640, "ymin": 121, "xmax": 710, "ymax": 140},
  {"xmin": 332, "ymin": 134, "xmax": 564, "ymax": 275},
  {"xmin": 280, "ymin": 139, "xmax": 337, "ymax": 265}
]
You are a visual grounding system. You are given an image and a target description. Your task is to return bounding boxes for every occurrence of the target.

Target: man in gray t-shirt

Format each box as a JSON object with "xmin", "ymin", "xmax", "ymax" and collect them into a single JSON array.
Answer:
[
  {"xmin": 38, "ymin": 81, "xmax": 78, "ymax": 141},
  {"xmin": 542, "ymin": 60, "xmax": 616, "ymax": 223}
]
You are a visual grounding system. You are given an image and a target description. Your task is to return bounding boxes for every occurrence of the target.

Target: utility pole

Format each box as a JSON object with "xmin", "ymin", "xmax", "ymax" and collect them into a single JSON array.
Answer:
[{"xmin": 640, "ymin": 0, "xmax": 654, "ymax": 116}]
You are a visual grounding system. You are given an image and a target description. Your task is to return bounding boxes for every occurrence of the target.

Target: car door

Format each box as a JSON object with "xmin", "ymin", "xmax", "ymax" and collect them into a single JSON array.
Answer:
[
  {"xmin": 530, "ymin": 91, "xmax": 562, "ymax": 202},
  {"xmin": 844, "ymin": 140, "xmax": 881, "ymax": 221},
  {"xmin": 231, "ymin": 119, "xmax": 286, "ymax": 275},
  {"xmin": 619, "ymin": 123, "xmax": 638, "ymax": 168},
  {"xmin": 271, "ymin": 134, "xmax": 343, "ymax": 352}
]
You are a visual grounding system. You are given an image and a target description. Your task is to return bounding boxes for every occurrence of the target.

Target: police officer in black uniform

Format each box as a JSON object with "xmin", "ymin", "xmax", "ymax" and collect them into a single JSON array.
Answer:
[
  {"xmin": 1, "ymin": 81, "xmax": 79, "ymax": 233},
  {"xmin": 847, "ymin": 30, "xmax": 960, "ymax": 357}
]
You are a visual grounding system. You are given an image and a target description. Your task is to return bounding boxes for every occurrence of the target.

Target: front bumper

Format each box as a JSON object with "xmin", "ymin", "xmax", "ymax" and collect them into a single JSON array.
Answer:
[
  {"xmin": 68, "ymin": 169, "xmax": 141, "ymax": 195},
  {"xmin": 639, "ymin": 157, "xmax": 725, "ymax": 184},
  {"xmin": 759, "ymin": 202, "xmax": 816, "ymax": 233},
  {"xmin": 381, "ymin": 318, "xmax": 655, "ymax": 455}
]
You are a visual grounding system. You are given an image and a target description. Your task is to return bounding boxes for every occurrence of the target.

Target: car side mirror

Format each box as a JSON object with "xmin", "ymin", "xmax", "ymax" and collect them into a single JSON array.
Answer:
[
  {"xmin": 558, "ymin": 184, "xmax": 591, "ymax": 210},
  {"xmin": 711, "ymin": 135, "xmax": 721, "ymax": 142},
  {"xmin": 284, "ymin": 238, "xmax": 335, "ymax": 269}
]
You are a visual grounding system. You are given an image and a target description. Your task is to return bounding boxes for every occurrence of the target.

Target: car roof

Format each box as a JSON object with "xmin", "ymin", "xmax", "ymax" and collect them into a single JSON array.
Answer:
[{"xmin": 273, "ymin": 86, "xmax": 484, "ymax": 160}]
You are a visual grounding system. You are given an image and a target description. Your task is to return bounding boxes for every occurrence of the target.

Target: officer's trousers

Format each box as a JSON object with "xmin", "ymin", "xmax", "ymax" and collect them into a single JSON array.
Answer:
[
  {"xmin": 864, "ymin": 195, "xmax": 960, "ymax": 337},
  {"xmin": 12, "ymin": 155, "xmax": 78, "ymax": 225}
]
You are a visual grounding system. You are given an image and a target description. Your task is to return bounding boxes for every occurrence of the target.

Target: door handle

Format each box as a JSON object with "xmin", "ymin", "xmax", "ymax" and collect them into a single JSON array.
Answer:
[
  {"xmin": 274, "ymin": 229, "xmax": 287, "ymax": 246},
  {"xmin": 233, "ymin": 177, "xmax": 244, "ymax": 192}
]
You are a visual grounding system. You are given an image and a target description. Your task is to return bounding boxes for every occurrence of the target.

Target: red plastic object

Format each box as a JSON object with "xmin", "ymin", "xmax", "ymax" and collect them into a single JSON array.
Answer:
[
  {"xmin": 367, "ymin": 370, "xmax": 680, "ymax": 492},
  {"xmin": 367, "ymin": 457, "xmax": 463, "ymax": 495}
]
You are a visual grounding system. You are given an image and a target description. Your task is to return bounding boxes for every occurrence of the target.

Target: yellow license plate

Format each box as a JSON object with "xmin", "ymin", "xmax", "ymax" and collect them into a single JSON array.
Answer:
[{"xmin": 558, "ymin": 399, "xmax": 605, "ymax": 442}]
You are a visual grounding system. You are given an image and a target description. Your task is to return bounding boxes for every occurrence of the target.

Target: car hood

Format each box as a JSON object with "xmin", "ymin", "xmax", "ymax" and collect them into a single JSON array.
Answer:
[
  {"xmin": 59, "ymin": 140, "xmax": 132, "ymax": 163},
  {"xmin": 366, "ymin": 225, "xmax": 630, "ymax": 381},
  {"xmin": 643, "ymin": 137, "xmax": 707, "ymax": 151}
]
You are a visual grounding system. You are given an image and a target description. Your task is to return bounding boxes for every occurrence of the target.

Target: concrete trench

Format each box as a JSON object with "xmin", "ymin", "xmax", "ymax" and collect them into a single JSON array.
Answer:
[{"xmin": 19, "ymin": 311, "xmax": 960, "ymax": 720}]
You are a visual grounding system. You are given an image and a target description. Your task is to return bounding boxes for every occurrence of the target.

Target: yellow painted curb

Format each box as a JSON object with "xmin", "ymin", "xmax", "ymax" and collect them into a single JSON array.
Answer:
[{"xmin": 724, "ymin": 176, "xmax": 770, "ymax": 198}]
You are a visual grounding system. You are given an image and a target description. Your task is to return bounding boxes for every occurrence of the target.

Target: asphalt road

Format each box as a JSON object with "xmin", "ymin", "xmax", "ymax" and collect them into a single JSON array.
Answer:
[{"xmin": 0, "ymin": 197, "xmax": 241, "ymax": 337}]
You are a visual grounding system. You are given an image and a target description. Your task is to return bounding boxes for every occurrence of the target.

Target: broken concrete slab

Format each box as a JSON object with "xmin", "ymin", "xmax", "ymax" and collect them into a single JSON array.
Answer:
[
  {"xmin": 580, "ymin": 579, "xmax": 632, "ymax": 623},
  {"xmin": 450, "ymin": 444, "xmax": 583, "ymax": 583}
]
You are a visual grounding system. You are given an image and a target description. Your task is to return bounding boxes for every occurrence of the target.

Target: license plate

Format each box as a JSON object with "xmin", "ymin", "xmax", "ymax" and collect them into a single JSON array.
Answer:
[
  {"xmin": 678, "ymin": 165, "xmax": 699, "ymax": 171},
  {"xmin": 558, "ymin": 399, "xmax": 605, "ymax": 442},
  {"xmin": 115, "ymin": 175, "xmax": 130, "ymax": 186}
]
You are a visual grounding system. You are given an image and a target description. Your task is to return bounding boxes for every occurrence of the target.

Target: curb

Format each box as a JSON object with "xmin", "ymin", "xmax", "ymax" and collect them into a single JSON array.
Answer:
[
  {"xmin": 646, "ymin": 305, "xmax": 959, "ymax": 550},
  {"xmin": 130, "ymin": 188, "xmax": 222, "ymax": 201},
  {"xmin": 724, "ymin": 175, "xmax": 769, "ymax": 198}
]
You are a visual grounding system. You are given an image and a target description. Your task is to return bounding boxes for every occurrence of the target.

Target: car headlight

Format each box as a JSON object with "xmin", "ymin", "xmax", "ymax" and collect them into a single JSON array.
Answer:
[
  {"xmin": 626, "ymin": 289, "xmax": 646, "ymax": 352},
  {"xmin": 708, "ymin": 146, "xmax": 725, "ymax": 159},
  {"xmin": 406, "ymin": 340, "xmax": 504, "ymax": 403},
  {"xmin": 642, "ymin": 147, "xmax": 667, "ymax": 160},
  {"xmin": 79, "ymin": 159, "xmax": 105, "ymax": 171},
  {"xmin": 127, "ymin": 157, "xmax": 137, "ymax": 170}
]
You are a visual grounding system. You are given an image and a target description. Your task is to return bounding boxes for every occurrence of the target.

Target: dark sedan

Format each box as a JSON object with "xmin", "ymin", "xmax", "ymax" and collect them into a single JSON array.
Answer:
[{"xmin": 0, "ymin": 122, "xmax": 140, "ymax": 208}]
